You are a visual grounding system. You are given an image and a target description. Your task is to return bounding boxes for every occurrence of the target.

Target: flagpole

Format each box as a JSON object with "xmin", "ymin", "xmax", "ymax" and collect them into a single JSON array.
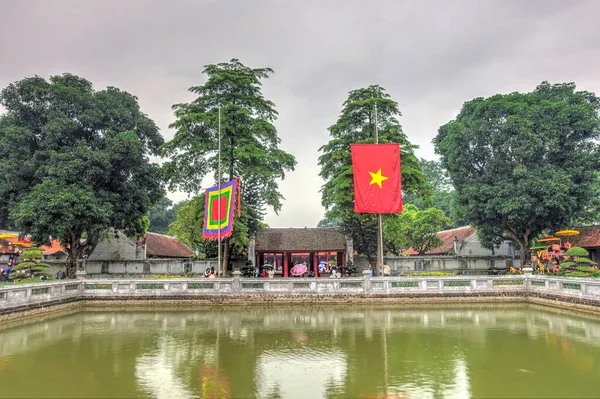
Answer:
[
  {"xmin": 217, "ymin": 106, "xmax": 221, "ymax": 278},
  {"xmin": 375, "ymin": 101, "xmax": 383, "ymax": 277}
]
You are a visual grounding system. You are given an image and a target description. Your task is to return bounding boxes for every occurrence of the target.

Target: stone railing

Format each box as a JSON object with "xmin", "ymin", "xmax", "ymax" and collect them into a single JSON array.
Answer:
[
  {"xmin": 2, "ymin": 272, "xmax": 600, "ymax": 312},
  {"xmin": 0, "ymin": 280, "xmax": 83, "ymax": 310}
]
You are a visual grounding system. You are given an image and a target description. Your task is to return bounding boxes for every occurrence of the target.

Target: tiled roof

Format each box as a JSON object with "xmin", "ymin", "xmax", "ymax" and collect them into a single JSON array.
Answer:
[
  {"xmin": 255, "ymin": 228, "xmax": 347, "ymax": 252},
  {"xmin": 562, "ymin": 226, "xmax": 600, "ymax": 248},
  {"xmin": 145, "ymin": 232, "xmax": 195, "ymax": 258},
  {"xmin": 40, "ymin": 240, "xmax": 66, "ymax": 255},
  {"xmin": 403, "ymin": 226, "xmax": 476, "ymax": 255}
]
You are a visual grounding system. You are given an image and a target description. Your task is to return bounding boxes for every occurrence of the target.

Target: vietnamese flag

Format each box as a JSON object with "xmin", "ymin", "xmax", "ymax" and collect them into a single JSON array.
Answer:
[{"xmin": 350, "ymin": 143, "xmax": 403, "ymax": 213}]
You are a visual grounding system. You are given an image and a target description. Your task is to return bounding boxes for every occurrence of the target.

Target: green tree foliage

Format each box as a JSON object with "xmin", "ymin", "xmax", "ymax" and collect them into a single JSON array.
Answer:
[
  {"xmin": 318, "ymin": 85, "xmax": 428, "ymax": 261},
  {"xmin": 0, "ymin": 74, "xmax": 164, "ymax": 277},
  {"xmin": 168, "ymin": 193, "xmax": 258, "ymax": 260},
  {"xmin": 147, "ymin": 195, "xmax": 183, "ymax": 234},
  {"xmin": 565, "ymin": 246, "xmax": 589, "ymax": 257},
  {"xmin": 435, "ymin": 82, "xmax": 600, "ymax": 267},
  {"xmin": 403, "ymin": 158, "xmax": 466, "ymax": 226},
  {"xmin": 162, "ymin": 59, "xmax": 296, "ymax": 270},
  {"xmin": 384, "ymin": 204, "xmax": 452, "ymax": 255},
  {"xmin": 317, "ymin": 216, "xmax": 340, "ymax": 228},
  {"xmin": 12, "ymin": 247, "xmax": 51, "ymax": 280}
]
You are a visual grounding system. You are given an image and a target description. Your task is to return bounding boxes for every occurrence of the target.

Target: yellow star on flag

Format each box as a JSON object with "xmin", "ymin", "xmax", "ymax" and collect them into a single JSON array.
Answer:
[{"xmin": 368, "ymin": 168, "xmax": 388, "ymax": 189}]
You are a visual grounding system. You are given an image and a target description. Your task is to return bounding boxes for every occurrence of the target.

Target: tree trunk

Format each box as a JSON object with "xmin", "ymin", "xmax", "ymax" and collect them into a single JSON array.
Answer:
[
  {"xmin": 519, "ymin": 242, "xmax": 530, "ymax": 269},
  {"xmin": 222, "ymin": 238, "xmax": 229, "ymax": 277},
  {"xmin": 504, "ymin": 226, "xmax": 530, "ymax": 269},
  {"xmin": 65, "ymin": 254, "xmax": 78, "ymax": 279}
]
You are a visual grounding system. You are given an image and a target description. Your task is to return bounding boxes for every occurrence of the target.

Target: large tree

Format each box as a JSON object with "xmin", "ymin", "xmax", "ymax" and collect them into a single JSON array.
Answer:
[
  {"xmin": 384, "ymin": 204, "xmax": 452, "ymax": 255},
  {"xmin": 161, "ymin": 59, "xmax": 296, "ymax": 271},
  {"xmin": 403, "ymin": 158, "xmax": 466, "ymax": 226},
  {"xmin": 318, "ymin": 85, "xmax": 428, "ymax": 262},
  {"xmin": 435, "ymin": 82, "xmax": 600, "ymax": 267},
  {"xmin": 147, "ymin": 195, "xmax": 183, "ymax": 234},
  {"xmin": 0, "ymin": 74, "xmax": 164, "ymax": 277}
]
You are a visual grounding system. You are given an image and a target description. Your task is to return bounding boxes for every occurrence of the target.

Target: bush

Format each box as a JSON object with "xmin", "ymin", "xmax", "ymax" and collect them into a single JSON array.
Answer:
[
  {"xmin": 21, "ymin": 250, "xmax": 42, "ymax": 260},
  {"xmin": 406, "ymin": 271, "xmax": 456, "ymax": 277},
  {"xmin": 240, "ymin": 260, "xmax": 255, "ymax": 277},
  {"xmin": 150, "ymin": 275, "xmax": 186, "ymax": 279},
  {"xmin": 564, "ymin": 272, "xmax": 590, "ymax": 278},
  {"xmin": 565, "ymin": 247, "xmax": 589, "ymax": 257},
  {"xmin": 11, "ymin": 260, "xmax": 50, "ymax": 281},
  {"xmin": 345, "ymin": 259, "xmax": 358, "ymax": 276},
  {"xmin": 573, "ymin": 257, "xmax": 597, "ymax": 265}
]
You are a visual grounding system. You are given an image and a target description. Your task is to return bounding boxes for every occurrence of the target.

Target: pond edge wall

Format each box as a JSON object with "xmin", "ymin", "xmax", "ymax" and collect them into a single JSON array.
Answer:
[{"xmin": 1, "ymin": 274, "xmax": 600, "ymax": 321}]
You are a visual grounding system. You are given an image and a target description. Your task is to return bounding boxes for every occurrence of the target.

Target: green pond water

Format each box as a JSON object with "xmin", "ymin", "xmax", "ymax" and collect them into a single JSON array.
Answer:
[{"xmin": 1, "ymin": 305, "xmax": 600, "ymax": 398}]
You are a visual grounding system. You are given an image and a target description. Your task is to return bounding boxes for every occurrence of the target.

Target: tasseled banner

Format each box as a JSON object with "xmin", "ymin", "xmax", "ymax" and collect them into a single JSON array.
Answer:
[{"xmin": 237, "ymin": 176, "xmax": 242, "ymax": 217}]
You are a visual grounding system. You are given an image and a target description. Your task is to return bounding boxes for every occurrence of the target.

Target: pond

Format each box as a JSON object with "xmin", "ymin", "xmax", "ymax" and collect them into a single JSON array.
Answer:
[{"xmin": 1, "ymin": 305, "xmax": 600, "ymax": 398}]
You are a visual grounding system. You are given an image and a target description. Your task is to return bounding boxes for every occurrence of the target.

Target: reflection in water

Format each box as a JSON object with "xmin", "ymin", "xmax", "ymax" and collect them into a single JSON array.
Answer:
[
  {"xmin": 0, "ymin": 305, "xmax": 599, "ymax": 398},
  {"xmin": 257, "ymin": 350, "xmax": 347, "ymax": 399},
  {"xmin": 135, "ymin": 337, "xmax": 195, "ymax": 399}
]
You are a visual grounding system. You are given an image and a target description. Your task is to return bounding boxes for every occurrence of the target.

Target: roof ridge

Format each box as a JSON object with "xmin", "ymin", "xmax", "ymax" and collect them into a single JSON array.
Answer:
[
  {"xmin": 438, "ymin": 226, "xmax": 473, "ymax": 233},
  {"xmin": 145, "ymin": 231, "xmax": 178, "ymax": 239}
]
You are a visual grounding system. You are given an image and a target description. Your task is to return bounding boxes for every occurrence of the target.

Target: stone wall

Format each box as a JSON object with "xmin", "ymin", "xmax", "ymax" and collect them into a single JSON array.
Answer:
[
  {"xmin": 353, "ymin": 255, "xmax": 521, "ymax": 274},
  {"xmin": 45, "ymin": 258, "xmax": 248, "ymax": 278},
  {"xmin": 3, "ymin": 274, "xmax": 600, "ymax": 318}
]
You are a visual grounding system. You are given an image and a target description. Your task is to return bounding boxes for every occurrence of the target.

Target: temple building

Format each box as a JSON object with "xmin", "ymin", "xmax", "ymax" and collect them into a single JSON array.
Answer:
[{"xmin": 251, "ymin": 228, "xmax": 353, "ymax": 277}]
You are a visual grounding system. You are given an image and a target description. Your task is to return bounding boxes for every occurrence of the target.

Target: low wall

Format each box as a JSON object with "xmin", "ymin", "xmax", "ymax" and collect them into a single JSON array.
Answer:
[
  {"xmin": 45, "ymin": 258, "xmax": 248, "ymax": 278},
  {"xmin": 2, "ymin": 274, "xmax": 600, "ymax": 318},
  {"xmin": 353, "ymin": 255, "xmax": 521, "ymax": 274}
]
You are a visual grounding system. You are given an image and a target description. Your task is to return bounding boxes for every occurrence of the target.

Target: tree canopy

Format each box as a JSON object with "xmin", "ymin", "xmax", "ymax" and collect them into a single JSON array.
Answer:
[
  {"xmin": 0, "ymin": 74, "xmax": 164, "ymax": 276},
  {"xmin": 435, "ymin": 81, "xmax": 600, "ymax": 266},
  {"xmin": 403, "ymin": 158, "xmax": 466, "ymax": 226},
  {"xmin": 147, "ymin": 195, "xmax": 183, "ymax": 234},
  {"xmin": 161, "ymin": 59, "xmax": 296, "ymax": 270},
  {"xmin": 384, "ymin": 204, "xmax": 452, "ymax": 255},
  {"xmin": 318, "ymin": 85, "xmax": 428, "ymax": 261}
]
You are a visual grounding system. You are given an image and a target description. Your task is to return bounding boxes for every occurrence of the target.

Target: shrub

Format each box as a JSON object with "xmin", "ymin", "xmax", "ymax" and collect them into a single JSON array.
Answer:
[
  {"xmin": 21, "ymin": 250, "xmax": 42, "ymax": 260},
  {"xmin": 10, "ymin": 262, "xmax": 52, "ymax": 281},
  {"xmin": 406, "ymin": 271, "xmax": 456, "ymax": 277},
  {"xmin": 565, "ymin": 247, "xmax": 589, "ymax": 257},
  {"xmin": 564, "ymin": 272, "xmax": 590, "ymax": 278},
  {"xmin": 240, "ymin": 260, "xmax": 255, "ymax": 277},
  {"xmin": 573, "ymin": 257, "xmax": 596, "ymax": 265},
  {"xmin": 345, "ymin": 259, "xmax": 358, "ymax": 276}
]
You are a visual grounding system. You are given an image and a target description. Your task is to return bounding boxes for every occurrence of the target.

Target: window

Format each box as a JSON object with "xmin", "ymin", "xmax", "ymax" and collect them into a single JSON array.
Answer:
[
  {"xmin": 101, "ymin": 262, "xmax": 109, "ymax": 274},
  {"xmin": 184, "ymin": 263, "xmax": 192, "ymax": 273}
]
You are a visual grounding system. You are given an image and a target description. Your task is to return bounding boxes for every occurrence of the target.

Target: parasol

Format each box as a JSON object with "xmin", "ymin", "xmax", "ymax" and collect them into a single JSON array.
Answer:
[
  {"xmin": 261, "ymin": 263, "xmax": 274, "ymax": 270},
  {"xmin": 537, "ymin": 236, "xmax": 560, "ymax": 243},
  {"xmin": 291, "ymin": 263, "xmax": 307, "ymax": 276},
  {"xmin": 0, "ymin": 233, "xmax": 18, "ymax": 239},
  {"xmin": 530, "ymin": 245, "xmax": 547, "ymax": 250},
  {"xmin": 11, "ymin": 240, "xmax": 33, "ymax": 247},
  {"xmin": 555, "ymin": 230, "xmax": 580, "ymax": 237}
]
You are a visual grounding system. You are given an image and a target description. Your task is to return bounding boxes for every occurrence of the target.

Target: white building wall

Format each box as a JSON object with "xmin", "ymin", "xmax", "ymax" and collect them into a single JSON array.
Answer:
[
  {"xmin": 457, "ymin": 235, "xmax": 515, "ymax": 257},
  {"xmin": 88, "ymin": 231, "xmax": 144, "ymax": 261}
]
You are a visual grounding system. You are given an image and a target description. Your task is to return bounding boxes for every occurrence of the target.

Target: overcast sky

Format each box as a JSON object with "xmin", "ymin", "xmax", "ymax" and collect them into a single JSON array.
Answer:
[{"xmin": 1, "ymin": 0, "xmax": 599, "ymax": 228}]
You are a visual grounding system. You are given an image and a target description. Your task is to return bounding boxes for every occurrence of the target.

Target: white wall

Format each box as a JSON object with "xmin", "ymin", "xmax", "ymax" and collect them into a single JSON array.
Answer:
[
  {"xmin": 457, "ymin": 235, "xmax": 516, "ymax": 257},
  {"xmin": 88, "ymin": 231, "xmax": 144, "ymax": 261}
]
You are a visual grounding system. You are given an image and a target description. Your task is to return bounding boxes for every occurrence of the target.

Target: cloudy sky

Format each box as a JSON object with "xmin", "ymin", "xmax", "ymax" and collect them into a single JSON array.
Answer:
[{"xmin": 1, "ymin": 0, "xmax": 599, "ymax": 228}]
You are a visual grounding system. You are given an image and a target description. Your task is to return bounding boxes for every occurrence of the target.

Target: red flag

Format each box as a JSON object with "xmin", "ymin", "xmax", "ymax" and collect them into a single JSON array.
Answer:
[{"xmin": 351, "ymin": 144, "xmax": 403, "ymax": 213}]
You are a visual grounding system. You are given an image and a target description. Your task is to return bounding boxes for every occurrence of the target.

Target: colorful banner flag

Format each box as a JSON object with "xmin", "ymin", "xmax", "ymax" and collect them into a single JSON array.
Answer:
[
  {"xmin": 350, "ymin": 143, "xmax": 403, "ymax": 213},
  {"xmin": 202, "ymin": 178, "xmax": 239, "ymax": 240}
]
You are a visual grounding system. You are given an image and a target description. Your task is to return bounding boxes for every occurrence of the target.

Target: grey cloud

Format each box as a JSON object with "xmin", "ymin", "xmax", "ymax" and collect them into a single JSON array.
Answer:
[{"xmin": 1, "ymin": 0, "xmax": 599, "ymax": 227}]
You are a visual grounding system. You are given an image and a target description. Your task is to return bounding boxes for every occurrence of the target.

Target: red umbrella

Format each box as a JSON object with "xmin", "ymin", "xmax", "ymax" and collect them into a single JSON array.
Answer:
[{"xmin": 291, "ymin": 263, "xmax": 307, "ymax": 276}]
